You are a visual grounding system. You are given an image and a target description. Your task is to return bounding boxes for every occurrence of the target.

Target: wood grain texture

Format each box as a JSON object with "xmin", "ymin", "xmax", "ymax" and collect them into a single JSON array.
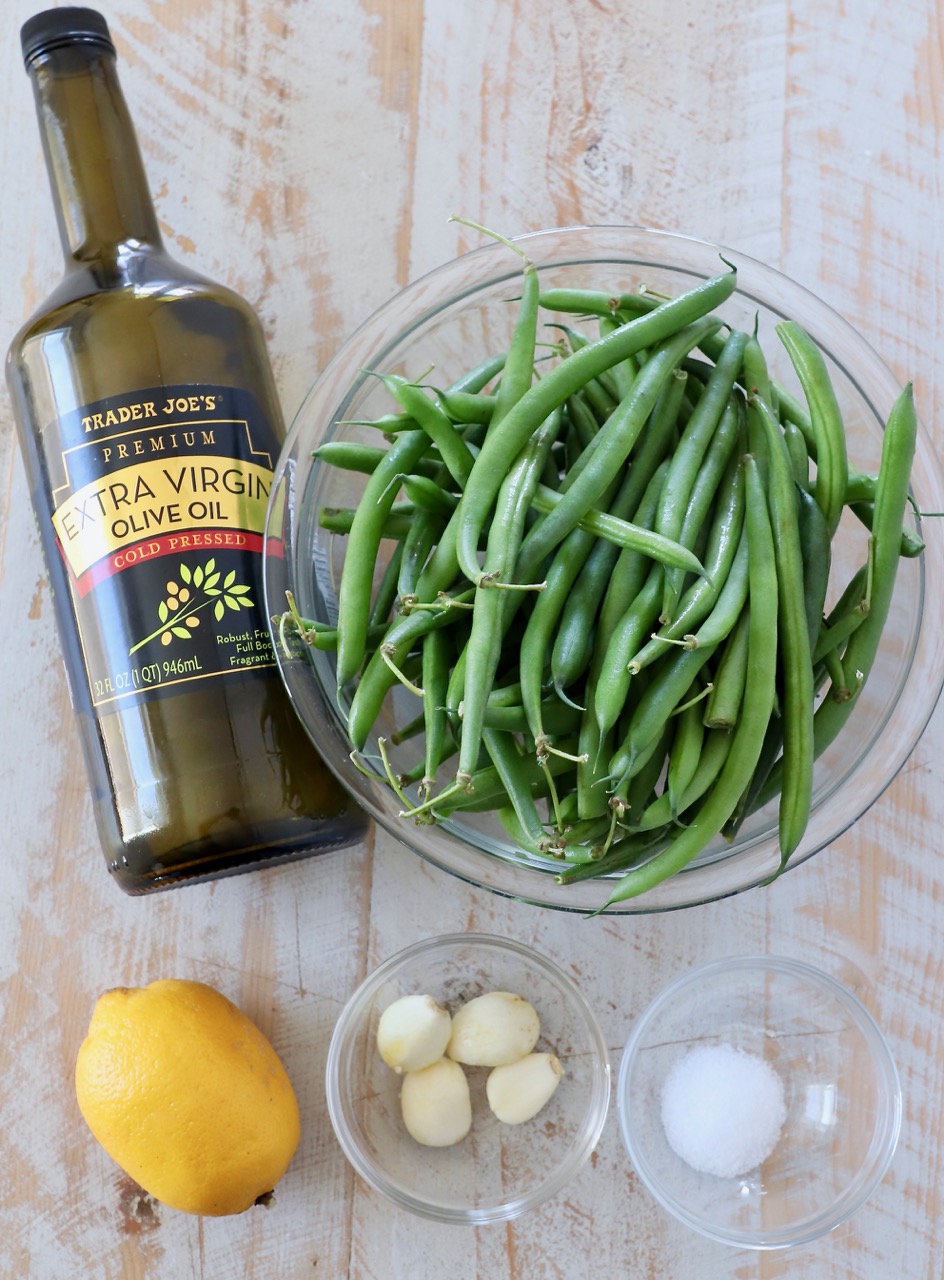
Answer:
[{"xmin": 2, "ymin": 0, "xmax": 944, "ymax": 1276}]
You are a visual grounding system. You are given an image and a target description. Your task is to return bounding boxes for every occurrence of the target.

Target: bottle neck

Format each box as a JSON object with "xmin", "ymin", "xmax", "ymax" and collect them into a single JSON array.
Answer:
[{"xmin": 27, "ymin": 42, "xmax": 163, "ymax": 269}]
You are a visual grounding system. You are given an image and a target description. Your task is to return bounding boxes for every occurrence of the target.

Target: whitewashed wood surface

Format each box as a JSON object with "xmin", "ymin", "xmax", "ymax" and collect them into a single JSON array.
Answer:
[{"xmin": 2, "ymin": 1, "xmax": 943, "ymax": 1276}]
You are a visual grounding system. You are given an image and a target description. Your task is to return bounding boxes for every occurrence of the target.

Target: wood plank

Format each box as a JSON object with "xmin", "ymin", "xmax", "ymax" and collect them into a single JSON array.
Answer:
[{"xmin": 1, "ymin": 0, "xmax": 944, "ymax": 1274}]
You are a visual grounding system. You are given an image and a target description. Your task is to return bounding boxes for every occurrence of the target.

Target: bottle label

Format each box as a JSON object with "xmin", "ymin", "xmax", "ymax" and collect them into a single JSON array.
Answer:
[{"xmin": 49, "ymin": 384, "xmax": 284, "ymax": 709}]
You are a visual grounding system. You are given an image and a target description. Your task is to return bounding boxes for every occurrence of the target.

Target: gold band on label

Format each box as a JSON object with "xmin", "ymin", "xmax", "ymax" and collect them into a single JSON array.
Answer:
[{"xmin": 53, "ymin": 455, "xmax": 273, "ymax": 578}]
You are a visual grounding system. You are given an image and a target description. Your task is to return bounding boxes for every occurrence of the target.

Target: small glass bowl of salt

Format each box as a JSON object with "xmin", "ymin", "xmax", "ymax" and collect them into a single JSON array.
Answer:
[{"xmin": 616, "ymin": 955, "xmax": 901, "ymax": 1249}]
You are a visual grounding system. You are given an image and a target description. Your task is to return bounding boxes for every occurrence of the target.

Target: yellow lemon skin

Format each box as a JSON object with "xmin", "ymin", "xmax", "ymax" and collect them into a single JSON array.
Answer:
[{"xmin": 75, "ymin": 979, "xmax": 300, "ymax": 1217}]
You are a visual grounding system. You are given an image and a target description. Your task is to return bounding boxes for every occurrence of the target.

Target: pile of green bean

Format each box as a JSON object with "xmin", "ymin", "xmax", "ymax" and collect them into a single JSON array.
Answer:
[{"xmin": 282, "ymin": 253, "xmax": 922, "ymax": 912}]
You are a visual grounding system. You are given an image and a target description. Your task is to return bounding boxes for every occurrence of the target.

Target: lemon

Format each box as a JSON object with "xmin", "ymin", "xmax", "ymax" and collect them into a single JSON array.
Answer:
[{"xmin": 75, "ymin": 979, "xmax": 300, "ymax": 1217}]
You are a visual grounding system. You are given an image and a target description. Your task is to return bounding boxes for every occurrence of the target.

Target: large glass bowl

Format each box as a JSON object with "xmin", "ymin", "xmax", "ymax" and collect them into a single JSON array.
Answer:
[{"xmin": 263, "ymin": 225, "xmax": 944, "ymax": 913}]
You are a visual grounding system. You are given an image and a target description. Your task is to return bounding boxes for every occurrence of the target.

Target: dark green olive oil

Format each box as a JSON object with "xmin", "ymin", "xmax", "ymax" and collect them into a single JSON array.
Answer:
[{"xmin": 7, "ymin": 8, "xmax": 366, "ymax": 892}]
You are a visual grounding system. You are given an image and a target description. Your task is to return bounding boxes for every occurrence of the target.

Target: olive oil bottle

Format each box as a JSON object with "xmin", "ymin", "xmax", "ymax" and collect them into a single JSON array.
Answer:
[{"xmin": 7, "ymin": 8, "xmax": 366, "ymax": 892}]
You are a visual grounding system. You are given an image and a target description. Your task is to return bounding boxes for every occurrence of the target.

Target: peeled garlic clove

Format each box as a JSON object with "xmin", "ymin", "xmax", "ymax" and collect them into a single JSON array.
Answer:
[
  {"xmin": 376, "ymin": 993, "xmax": 452, "ymax": 1073},
  {"xmin": 486, "ymin": 1052, "xmax": 564, "ymax": 1124},
  {"xmin": 400, "ymin": 1057, "xmax": 472, "ymax": 1147},
  {"xmin": 446, "ymin": 990, "xmax": 540, "ymax": 1067}
]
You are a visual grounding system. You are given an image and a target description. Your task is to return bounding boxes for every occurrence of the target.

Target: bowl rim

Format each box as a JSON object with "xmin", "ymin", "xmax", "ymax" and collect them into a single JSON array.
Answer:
[
  {"xmin": 324, "ymin": 930, "xmax": 612, "ymax": 1224},
  {"xmin": 265, "ymin": 222, "xmax": 944, "ymax": 914},
  {"xmin": 615, "ymin": 952, "xmax": 903, "ymax": 1249}
]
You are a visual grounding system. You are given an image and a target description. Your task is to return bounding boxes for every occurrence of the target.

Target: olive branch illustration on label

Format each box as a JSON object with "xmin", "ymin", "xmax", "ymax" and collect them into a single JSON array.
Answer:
[{"xmin": 128, "ymin": 559, "xmax": 254, "ymax": 655}]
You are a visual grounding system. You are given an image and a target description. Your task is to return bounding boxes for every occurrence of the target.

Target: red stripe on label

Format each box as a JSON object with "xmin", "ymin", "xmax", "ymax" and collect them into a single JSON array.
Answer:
[{"xmin": 70, "ymin": 530, "xmax": 266, "ymax": 598}]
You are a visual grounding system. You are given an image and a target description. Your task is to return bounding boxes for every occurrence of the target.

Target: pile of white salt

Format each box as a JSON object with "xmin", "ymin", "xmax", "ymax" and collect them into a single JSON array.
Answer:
[{"xmin": 660, "ymin": 1042, "xmax": 787, "ymax": 1179}]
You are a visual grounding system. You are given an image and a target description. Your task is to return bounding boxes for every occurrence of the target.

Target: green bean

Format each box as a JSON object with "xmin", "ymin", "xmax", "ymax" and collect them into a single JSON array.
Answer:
[
  {"xmin": 517, "ymin": 316, "xmax": 722, "ymax": 574},
  {"xmin": 590, "ymin": 420, "xmax": 679, "ymax": 651},
  {"xmin": 562, "ymin": 423, "xmax": 584, "ymax": 476},
  {"xmin": 554, "ymin": 827, "xmax": 672, "ymax": 884},
  {"xmin": 390, "ymin": 706, "xmax": 427, "ymax": 746},
  {"xmin": 597, "ymin": 313, "xmax": 638, "ymax": 398},
  {"xmin": 671, "ymin": 392, "xmax": 744, "ymax": 569},
  {"xmin": 319, "ymin": 502, "xmax": 415, "ymax": 538},
  {"xmin": 335, "ymin": 428, "xmax": 433, "ymax": 687},
  {"xmin": 384, "ymin": 376, "xmax": 475, "ymax": 488},
  {"xmin": 821, "ymin": 644, "xmax": 851, "ymax": 699},
  {"xmin": 313, "ymin": 440, "xmax": 438, "ymax": 478},
  {"xmin": 410, "ymin": 504, "xmax": 465, "ymax": 604},
  {"xmin": 579, "ymin": 371, "xmax": 620, "ymax": 423},
  {"xmin": 783, "ymin": 420, "xmax": 811, "ymax": 489},
  {"xmin": 501, "ymin": 808, "xmax": 596, "ymax": 860},
  {"xmin": 722, "ymin": 712, "xmax": 783, "ymax": 842},
  {"xmin": 548, "ymin": 324, "xmax": 622, "ymax": 406},
  {"xmin": 489, "ymin": 253, "xmax": 540, "ymax": 429},
  {"xmin": 481, "ymin": 728, "xmax": 549, "ymax": 850},
  {"xmin": 575, "ymin": 655, "xmax": 617, "ymax": 822},
  {"xmin": 370, "ymin": 540, "xmax": 406, "ymax": 626},
  {"xmin": 347, "ymin": 590, "xmax": 474, "ymax": 750},
  {"xmin": 826, "ymin": 562, "xmax": 869, "ymax": 621},
  {"xmin": 750, "ymin": 392, "xmax": 815, "ymax": 864},
  {"xmin": 812, "ymin": 580, "xmax": 869, "ymax": 664},
  {"xmin": 654, "ymin": 331, "xmax": 747, "ymax": 620},
  {"xmin": 448, "ymin": 351, "xmax": 509, "ymax": 395},
  {"xmin": 741, "ymin": 330, "xmax": 772, "ymax": 401},
  {"xmin": 607, "ymin": 644, "xmax": 718, "ymax": 794},
  {"xmin": 597, "ymin": 452, "xmax": 778, "ymax": 910},
  {"xmin": 565, "ymin": 391, "xmax": 602, "ymax": 451},
  {"xmin": 443, "ymin": 642, "xmax": 467, "ymax": 726},
  {"xmin": 844, "ymin": 471, "xmax": 877, "ymax": 504},
  {"xmin": 593, "ymin": 564, "xmax": 665, "ymax": 741},
  {"xmin": 620, "ymin": 720, "xmax": 674, "ymax": 827},
  {"xmin": 680, "ymin": 525, "xmax": 750, "ymax": 651},
  {"xmin": 636, "ymin": 726, "xmax": 733, "ymax": 833},
  {"xmin": 433, "ymin": 744, "xmax": 577, "ymax": 816},
  {"xmin": 360, "ymin": 354, "xmax": 507, "ymax": 437},
  {"xmin": 795, "ymin": 483, "xmax": 833, "ymax": 649},
  {"xmin": 846, "ymin": 500, "xmax": 925, "ymax": 558},
  {"xmin": 776, "ymin": 321, "xmax": 849, "ymax": 536},
  {"xmin": 277, "ymin": 610, "xmax": 388, "ymax": 655},
  {"xmin": 347, "ymin": 409, "xmax": 417, "ymax": 434},
  {"xmin": 497, "ymin": 806, "xmax": 547, "ymax": 857},
  {"xmin": 545, "ymin": 570, "xmax": 602, "ymax": 703},
  {"xmin": 519, "ymin": 517, "xmax": 610, "ymax": 752},
  {"xmin": 398, "ymin": 510, "xmax": 445, "ymax": 602},
  {"xmin": 549, "ymin": 376, "xmax": 685, "ymax": 691},
  {"xmin": 776, "ymin": 383, "xmax": 918, "ymax": 771},
  {"xmin": 552, "ymin": 809, "xmax": 611, "ymax": 849},
  {"xmin": 355, "ymin": 351, "xmax": 505, "ymax": 439},
  {"xmin": 487, "ymin": 679, "xmax": 524, "ymax": 707},
  {"xmin": 703, "ymin": 607, "xmax": 750, "ymax": 728},
  {"xmin": 454, "ymin": 268, "xmax": 738, "ymax": 582},
  {"xmin": 420, "ymin": 628, "xmax": 451, "ymax": 794},
  {"xmin": 430, "ymin": 387, "xmax": 496, "ymax": 424},
  {"xmin": 538, "ymin": 286, "xmax": 663, "ymax": 319},
  {"xmin": 529, "ymin": 482, "xmax": 705, "ymax": 576},
  {"xmin": 354, "ymin": 354, "xmax": 506, "ymax": 438},
  {"xmin": 776, "ymin": 399, "xmax": 918, "ymax": 553},
  {"xmin": 397, "ymin": 473, "xmax": 458, "ymax": 517},
  {"xmin": 629, "ymin": 444, "xmax": 745, "ymax": 675},
  {"xmin": 775, "ymin": 380, "xmax": 816, "ymax": 451},
  {"xmin": 480, "ymin": 699, "xmax": 582, "ymax": 736},
  {"xmin": 666, "ymin": 692, "xmax": 707, "ymax": 818},
  {"xmin": 457, "ymin": 414, "xmax": 560, "ymax": 783}
]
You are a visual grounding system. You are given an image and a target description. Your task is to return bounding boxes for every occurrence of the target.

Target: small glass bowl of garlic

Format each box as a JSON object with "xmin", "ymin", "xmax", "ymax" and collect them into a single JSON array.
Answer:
[{"xmin": 325, "ymin": 933, "xmax": 611, "ymax": 1223}]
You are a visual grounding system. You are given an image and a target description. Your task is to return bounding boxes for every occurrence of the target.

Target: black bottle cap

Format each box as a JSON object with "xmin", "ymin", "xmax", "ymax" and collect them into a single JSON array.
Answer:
[{"xmin": 21, "ymin": 7, "xmax": 116, "ymax": 67}]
